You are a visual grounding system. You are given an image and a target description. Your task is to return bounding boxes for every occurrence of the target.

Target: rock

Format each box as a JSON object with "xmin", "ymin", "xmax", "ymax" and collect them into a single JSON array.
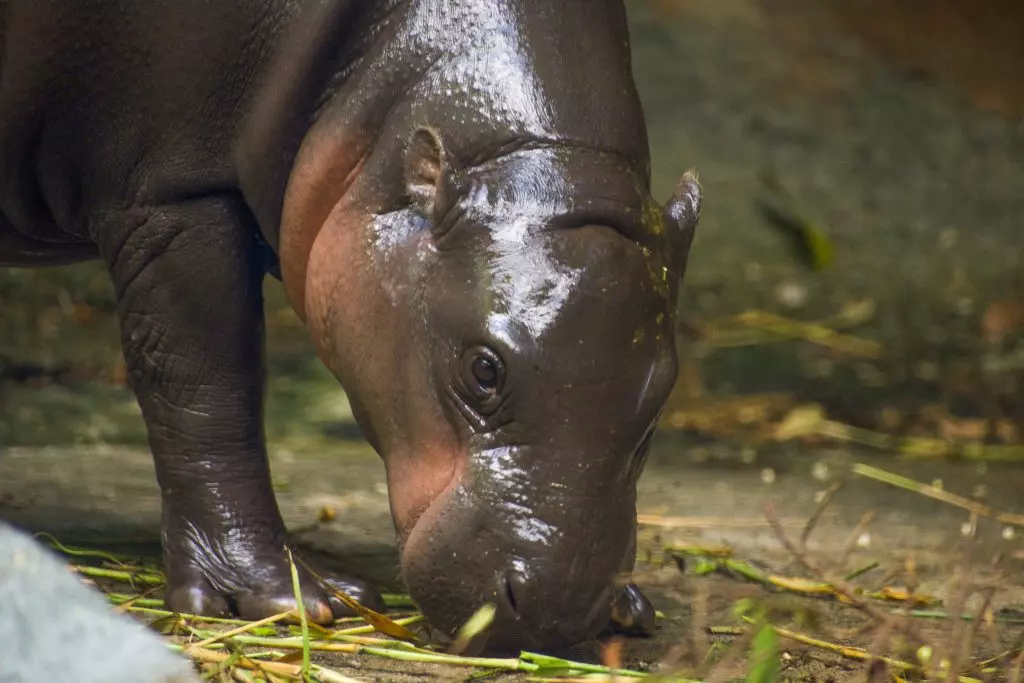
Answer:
[{"xmin": 0, "ymin": 520, "xmax": 199, "ymax": 683}]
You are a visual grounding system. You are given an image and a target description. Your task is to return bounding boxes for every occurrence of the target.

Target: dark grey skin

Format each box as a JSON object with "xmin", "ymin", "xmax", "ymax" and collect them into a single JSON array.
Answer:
[{"xmin": 0, "ymin": 0, "xmax": 701, "ymax": 652}]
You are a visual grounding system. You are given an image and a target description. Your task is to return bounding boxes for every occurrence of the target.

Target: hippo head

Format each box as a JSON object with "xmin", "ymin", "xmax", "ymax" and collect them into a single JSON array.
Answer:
[{"xmin": 296, "ymin": 126, "xmax": 700, "ymax": 651}]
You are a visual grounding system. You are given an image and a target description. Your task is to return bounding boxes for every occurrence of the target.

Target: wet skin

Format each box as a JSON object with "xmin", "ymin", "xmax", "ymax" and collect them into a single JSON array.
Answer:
[{"xmin": 0, "ymin": 0, "xmax": 701, "ymax": 651}]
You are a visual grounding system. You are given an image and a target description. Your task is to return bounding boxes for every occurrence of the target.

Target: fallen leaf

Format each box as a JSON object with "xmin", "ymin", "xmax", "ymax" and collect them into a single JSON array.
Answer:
[{"xmin": 774, "ymin": 403, "xmax": 827, "ymax": 441}]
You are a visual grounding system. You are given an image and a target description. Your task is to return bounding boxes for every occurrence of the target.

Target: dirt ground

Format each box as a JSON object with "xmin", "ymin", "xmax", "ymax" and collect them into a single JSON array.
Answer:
[
  {"xmin": 2, "ymin": 439, "xmax": 1023, "ymax": 680},
  {"xmin": 2, "ymin": 0, "xmax": 1023, "ymax": 680}
]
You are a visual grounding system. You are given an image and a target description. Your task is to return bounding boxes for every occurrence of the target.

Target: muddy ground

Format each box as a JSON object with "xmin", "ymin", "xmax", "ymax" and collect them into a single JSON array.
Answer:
[{"xmin": 2, "ymin": 0, "xmax": 1023, "ymax": 680}]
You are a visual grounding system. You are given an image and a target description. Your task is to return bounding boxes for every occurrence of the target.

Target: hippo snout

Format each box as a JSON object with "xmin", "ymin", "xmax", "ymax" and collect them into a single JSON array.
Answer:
[
  {"xmin": 402, "ymin": 532, "xmax": 621, "ymax": 652},
  {"xmin": 494, "ymin": 565, "xmax": 616, "ymax": 649},
  {"xmin": 397, "ymin": 475, "xmax": 635, "ymax": 652}
]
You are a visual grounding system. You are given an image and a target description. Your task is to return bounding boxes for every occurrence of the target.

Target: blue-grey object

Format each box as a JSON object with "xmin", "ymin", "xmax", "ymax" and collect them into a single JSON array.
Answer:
[{"xmin": 0, "ymin": 521, "xmax": 199, "ymax": 683}]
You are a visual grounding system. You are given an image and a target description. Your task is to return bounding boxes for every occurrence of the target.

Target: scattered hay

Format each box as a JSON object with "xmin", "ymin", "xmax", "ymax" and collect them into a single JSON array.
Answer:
[{"xmin": 37, "ymin": 460, "xmax": 1022, "ymax": 682}]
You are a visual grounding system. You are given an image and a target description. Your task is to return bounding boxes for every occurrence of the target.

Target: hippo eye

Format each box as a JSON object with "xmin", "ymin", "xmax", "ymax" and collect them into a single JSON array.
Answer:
[
  {"xmin": 472, "ymin": 357, "xmax": 498, "ymax": 389},
  {"xmin": 459, "ymin": 345, "xmax": 506, "ymax": 410}
]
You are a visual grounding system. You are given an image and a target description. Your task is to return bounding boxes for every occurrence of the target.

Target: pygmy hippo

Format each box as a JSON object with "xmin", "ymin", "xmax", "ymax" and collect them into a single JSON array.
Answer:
[{"xmin": 0, "ymin": 0, "xmax": 701, "ymax": 652}]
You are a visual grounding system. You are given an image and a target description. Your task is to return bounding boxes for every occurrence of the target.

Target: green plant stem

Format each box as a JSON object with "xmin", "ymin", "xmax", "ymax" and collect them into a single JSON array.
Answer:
[{"xmin": 73, "ymin": 564, "xmax": 165, "ymax": 586}]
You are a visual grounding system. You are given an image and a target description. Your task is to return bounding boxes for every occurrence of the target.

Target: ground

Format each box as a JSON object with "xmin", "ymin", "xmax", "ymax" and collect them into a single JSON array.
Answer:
[
  {"xmin": 3, "ymin": 430, "xmax": 1023, "ymax": 680},
  {"xmin": 1, "ymin": 0, "xmax": 1023, "ymax": 680}
]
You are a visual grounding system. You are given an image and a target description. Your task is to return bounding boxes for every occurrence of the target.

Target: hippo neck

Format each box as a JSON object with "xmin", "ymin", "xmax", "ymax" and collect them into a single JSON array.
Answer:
[
  {"xmin": 385, "ymin": 0, "xmax": 652, "ymax": 176},
  {"xmin": 275, "ymin": 0, "xmax": 652, "ymax": 317},
  {"xmin": 235, "ymin": 0, "xmax": 403, "ymax": 258}
]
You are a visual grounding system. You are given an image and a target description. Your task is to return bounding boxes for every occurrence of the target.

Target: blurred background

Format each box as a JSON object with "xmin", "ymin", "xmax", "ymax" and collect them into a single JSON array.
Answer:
[
  {"xmin": 636, "ymin": 0, "xmax": 1023, "ymax": 452},
  {"xmin": 1, "ymin": 0, "xmax": 1022, "ymax": 584}
]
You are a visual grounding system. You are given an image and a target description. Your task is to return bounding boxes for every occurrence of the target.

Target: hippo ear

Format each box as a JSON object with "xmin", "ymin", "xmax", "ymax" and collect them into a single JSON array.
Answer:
[
  {"xmin": 405, "ymin": 127, "xmax": 448, "ymax": 220},
  {"xmin": 662, "ymin": 169, "xmax": 702, "ymax": 279}
]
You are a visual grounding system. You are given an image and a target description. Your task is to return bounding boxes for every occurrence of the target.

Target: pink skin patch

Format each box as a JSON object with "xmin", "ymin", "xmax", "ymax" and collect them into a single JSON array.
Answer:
[{"xmin": 298, "ymin": 180, "xmax": 470, "ymax": 561}]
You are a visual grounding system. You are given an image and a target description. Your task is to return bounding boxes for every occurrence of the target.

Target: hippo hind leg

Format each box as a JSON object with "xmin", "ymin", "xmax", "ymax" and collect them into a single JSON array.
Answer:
[{"xmin": 100, "ymin": 195, "xmax": 383, "ymax": 622}]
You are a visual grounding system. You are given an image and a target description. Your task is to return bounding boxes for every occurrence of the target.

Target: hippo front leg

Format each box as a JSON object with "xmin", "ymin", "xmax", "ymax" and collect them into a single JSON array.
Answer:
[{"xmin": 102, "ymin": 196, "xmax": 380, "ymax": 622}]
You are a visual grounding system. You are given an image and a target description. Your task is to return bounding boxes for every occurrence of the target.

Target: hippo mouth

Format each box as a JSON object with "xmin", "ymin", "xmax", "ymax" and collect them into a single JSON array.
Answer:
[
  {"xmin": 397, "ymin": 498, "xmax": 622, "ymax": 651},
  {"xmin": 391, "ymin": 444, "xmax": 642, "ymax": 652}
]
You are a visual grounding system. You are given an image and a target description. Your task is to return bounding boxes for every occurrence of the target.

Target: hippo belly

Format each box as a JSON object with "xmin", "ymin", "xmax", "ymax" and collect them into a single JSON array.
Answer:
[{"xmin": 0, "ymin": 219, "xmax": 100, "ymax": 266}]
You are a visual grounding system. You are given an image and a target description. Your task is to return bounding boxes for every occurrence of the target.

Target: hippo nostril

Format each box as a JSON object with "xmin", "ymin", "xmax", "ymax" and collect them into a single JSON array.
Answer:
[{"xmin": 503, "ymin": 575, "xmax": 519, "ymax": 614}]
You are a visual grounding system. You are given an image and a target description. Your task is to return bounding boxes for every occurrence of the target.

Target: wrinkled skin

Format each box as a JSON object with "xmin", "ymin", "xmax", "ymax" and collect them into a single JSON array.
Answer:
[{"xmin": 0, "ymin": 0, "xmax": 700, "ymax": 652}]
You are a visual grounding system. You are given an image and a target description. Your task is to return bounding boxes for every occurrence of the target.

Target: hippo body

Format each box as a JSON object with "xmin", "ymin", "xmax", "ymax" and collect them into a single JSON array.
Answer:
[{"xmin": 0, "ymin": 0, "xmax": 701, "ymax": 651}]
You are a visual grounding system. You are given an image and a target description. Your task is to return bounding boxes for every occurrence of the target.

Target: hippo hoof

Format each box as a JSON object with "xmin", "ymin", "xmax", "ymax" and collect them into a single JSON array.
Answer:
[
  {"xmin": 163, "ymin": 570, "xmax": 232, "ymax": 619},
  {"xmin": 163, "ymin": 547, "xmax": 382, "ymax": 624},
  {"xmin": 609, "ymin": 582, "xmax": 656, "ymax": 637}
]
